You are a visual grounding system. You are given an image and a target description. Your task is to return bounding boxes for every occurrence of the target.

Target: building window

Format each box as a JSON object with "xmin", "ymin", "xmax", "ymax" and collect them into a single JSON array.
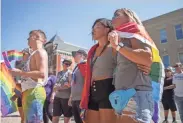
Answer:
[
  {"xmin": 178, "ymin": 52, "xmax": 183, "ymax": 63},
  {"xmin": 175, "ymin": 24, "xmax": 183, "ymax": 40},
  {"xmin": 163, "ymin": 55, "xmax": 170, "ymax": 68},
  {"xmin": 160, "ymin": 29, "xmax": 167, "ymax": 43}
]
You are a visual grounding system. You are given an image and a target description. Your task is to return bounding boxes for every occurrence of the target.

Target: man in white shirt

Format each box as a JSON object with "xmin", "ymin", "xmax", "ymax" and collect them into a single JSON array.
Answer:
[{"xmin": 173, "ymin": 63, "xmax": 183, "ymax": 122}]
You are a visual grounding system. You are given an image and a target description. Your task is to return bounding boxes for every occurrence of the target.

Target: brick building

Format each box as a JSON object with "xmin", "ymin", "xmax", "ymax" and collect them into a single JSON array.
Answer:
[
  {"xmin": 143, "ymin": 8, "xmax": 183, "ymax": 68},
  {"xmin": 44, "ymin": 34, "xmax": 88, "ymax": 75}
]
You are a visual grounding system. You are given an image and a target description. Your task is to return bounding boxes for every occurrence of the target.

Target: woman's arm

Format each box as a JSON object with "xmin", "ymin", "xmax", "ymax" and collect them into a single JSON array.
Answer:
[
  {"xmin": 115, "ymin": 38, "xmax": 152, "ymax": 67},
  {"xmin": 164, "ymin": 84, "xmax": 176, "ymax": 90},
  {"xmin": 108, "ymin": 31, "xmax": 152, "ymax": 67}
]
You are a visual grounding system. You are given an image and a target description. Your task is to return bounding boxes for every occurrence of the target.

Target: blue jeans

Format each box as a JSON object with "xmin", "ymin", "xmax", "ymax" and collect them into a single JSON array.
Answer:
[
  {"xmin": 174, "ymin": 95, "xmax": 183, "ymax": 122},
  {"xmin": 134, "ymin": 91, "xmax": 154, "ymax": 123}
]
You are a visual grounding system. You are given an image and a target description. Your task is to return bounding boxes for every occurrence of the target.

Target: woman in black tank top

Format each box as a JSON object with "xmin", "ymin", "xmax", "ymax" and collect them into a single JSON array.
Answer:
[{"xmin": 162, "ymin": 68, "xmax": 177, "ymax": 123}]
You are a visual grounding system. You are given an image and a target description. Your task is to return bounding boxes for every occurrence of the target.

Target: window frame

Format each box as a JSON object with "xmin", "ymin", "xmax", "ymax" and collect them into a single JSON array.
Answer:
[
  {"xmin": 162, "ymin": 54, "xmax": 170, "ymax": 68},
  {"xmin": 160, "ymin": 28, "xmax": 168, "ymax": 44},
  {"xmin": 178, "ymin": 52, "xmax": 183, "ymax": 64},
  {"xmin": 174, "ymin": 24, "xmax": 183, "ymax": 41}
]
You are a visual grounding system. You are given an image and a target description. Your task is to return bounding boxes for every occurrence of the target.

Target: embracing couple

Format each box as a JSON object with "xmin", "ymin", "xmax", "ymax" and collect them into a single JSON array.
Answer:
[{"xmin": 80, "ymin": 8, "xmax": 164, "ymax": 123}]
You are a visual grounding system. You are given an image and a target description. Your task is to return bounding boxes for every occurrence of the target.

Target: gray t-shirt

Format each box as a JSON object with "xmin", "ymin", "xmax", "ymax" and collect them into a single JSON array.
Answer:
[
  {"xmin": 92, "ymin": 47, "xmax": 116, "ymax": 80},
  {"xmin": 55, "ymin": 70, "xmax": 71, "ymax": 99},
  {"xmin": 114, "ymin": 39, "xmax": 152, "ymax": 91},
  {"xmin": 71, "ymin": 64, "xmax": 85, "ymax": 101}
]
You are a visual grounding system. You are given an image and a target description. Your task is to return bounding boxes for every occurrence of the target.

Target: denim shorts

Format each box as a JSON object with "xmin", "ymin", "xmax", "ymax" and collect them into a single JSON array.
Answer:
[{"xmin": 133, "ymin": 91, "xmax": 154, "ymax": 123}]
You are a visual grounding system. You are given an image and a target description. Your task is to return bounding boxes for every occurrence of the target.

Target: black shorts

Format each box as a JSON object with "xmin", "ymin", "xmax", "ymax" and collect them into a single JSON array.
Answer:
[
  {"xmin": 72, "ymin": 100, "xmax": 83, "ymax": 123},
  {"xmin": 17, "ymin": 97, "xmax": 22, "ymax": 107},
  {"xmin": 53, "ymin": 97, "xmax": 72, "ymax": 117},
  {"xmin": 88, "ymin": 78, "xmax": 115, "ymax": 111},
  {"xmin": 162, "ymin": 98, "xmax": 177, "ymax": 111}
]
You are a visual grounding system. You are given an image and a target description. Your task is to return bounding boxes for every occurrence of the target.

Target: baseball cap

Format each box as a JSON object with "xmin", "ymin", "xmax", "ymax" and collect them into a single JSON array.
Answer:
[
  {"xmin": 62, "ymin": 59, "xmax": 72, "ymax": 65},
  {"xmin": 165, "ymin": 67, "xmax": 173, "ymax": 72},
  {"xmin": 173, "ymin": 63, "xmax": 182, "ymax": 68},
  {"xmin": 72, "ymin": 49, "xmax": 87, "ymax": 57}
]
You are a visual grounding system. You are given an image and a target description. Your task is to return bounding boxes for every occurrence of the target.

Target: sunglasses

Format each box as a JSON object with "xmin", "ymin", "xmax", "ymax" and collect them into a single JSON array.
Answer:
[
  {"xmin": 112, "ymin": 13, "xmax": 121, "ymax": 20},
  {"xmin": 64, "ymin": 63, "xmax": 70, "ymax": 66}
]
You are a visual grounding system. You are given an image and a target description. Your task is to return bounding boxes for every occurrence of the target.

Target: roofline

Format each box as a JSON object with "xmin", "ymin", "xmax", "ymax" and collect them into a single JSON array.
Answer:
[
  {"xmin": 48, "ymin": 34, "xmax": 89, "ymax": 50},
  {"xmin": 143, "ymin": 8, "xmax": 183, "ymax": 22},
  {"xmin": 56, "ymin": 50, "xmax": 72, "ymax": 55},
  {"xmin": 63, "ymin": 42, "xmax": 88, "ymax": 50}
]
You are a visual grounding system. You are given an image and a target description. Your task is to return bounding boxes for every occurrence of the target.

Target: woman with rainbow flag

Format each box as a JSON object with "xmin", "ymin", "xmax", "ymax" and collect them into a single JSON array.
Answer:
[
  {"xmin": 108, "ymin": 8, "xmax": 164, "ymax": 123},
  {"xmin": 80, "ymin": 18, "xmax": 152, "ymax": 123},
  {"xmin": 10, "ymin": 48, "xmax": 31, "ymax": 123}
]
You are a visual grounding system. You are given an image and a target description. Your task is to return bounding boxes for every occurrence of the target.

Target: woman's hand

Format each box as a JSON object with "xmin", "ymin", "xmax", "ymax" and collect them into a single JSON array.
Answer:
[
  {"xmin": 108, "ymin": 31, "xmax": 119, "ymax": 49},
  {"xmin": 9, "ymin": 68, "xmax": 23, "ymax": 76},
  {"xmin": 63, "ymin": 82, "xmax": 70, "ymax": 88},
  {"xmin": 10, "ymin": 95, "xmax": 18, "ymax": 102},
  {"xmin": 137, "ymin": 64, "xmax": 151, "ymax": 75},
  {"xmin": 68, "ymin": 97, "xmax": 72, "ymax": 107},
  {"xmin": 50, "ymin": 93, "xmax": 55, "ymax": 103},
  {"xmin": 53, "ymin": 84, "xmax": 61, "ymax": 91}
]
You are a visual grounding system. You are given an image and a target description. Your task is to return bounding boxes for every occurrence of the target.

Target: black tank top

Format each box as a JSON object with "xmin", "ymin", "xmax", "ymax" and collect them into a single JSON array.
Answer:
[{"xmin": 162, "ymin": 77, "xmax": 174, "ymax": 99}]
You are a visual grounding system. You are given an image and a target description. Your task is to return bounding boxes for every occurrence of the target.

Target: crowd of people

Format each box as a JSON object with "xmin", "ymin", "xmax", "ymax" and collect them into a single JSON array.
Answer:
[
  {"xmin": 8, "ymin": 8, "xmax": 183, "ymax": 123},
  {"xmin": 162, "ymin": 63, "xmax": 183, "ymax": 123}
]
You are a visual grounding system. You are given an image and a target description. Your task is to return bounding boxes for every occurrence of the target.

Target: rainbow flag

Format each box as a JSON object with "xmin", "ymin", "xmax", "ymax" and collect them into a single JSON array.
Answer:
[
  {"xmin": 1, "ymin": 51, "xmax": 22, "ymax": 96},
  {"xmin": 7, "ymin": 50, "xmax": 23, "ymax": 62},
  {"xmin": 2, "ymin": 52, "xmax": 12, "ymax": 69},
  {"xmin": 115, "ymin": 22, "xmax": 165, "ymax": 101},
  {"xmin": 115, "ymin": 22, "xmax": 165, "ymax": 83},
  {"xmin": 0, "ymin": 62, "xmax": 17, "ymax": 116}
]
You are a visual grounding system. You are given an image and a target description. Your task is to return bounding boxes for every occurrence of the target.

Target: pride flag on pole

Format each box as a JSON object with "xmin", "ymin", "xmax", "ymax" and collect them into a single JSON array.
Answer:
[
  {"xmin": 7, "ymin": 50, "xmax": 23, "ymax": 62},
  {"xmin": 1, "ymin": 51, "xmax": 22, "ymax": 95},
  {"xmin": 0, "ymin": 62, "xmax": 17, "ymax": 116}
]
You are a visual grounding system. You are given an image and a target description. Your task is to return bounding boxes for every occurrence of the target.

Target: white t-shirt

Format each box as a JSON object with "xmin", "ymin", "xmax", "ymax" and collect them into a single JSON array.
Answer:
[{"xmin": 173, "ymin": 73, "xmax": 183, "ymax": 97}]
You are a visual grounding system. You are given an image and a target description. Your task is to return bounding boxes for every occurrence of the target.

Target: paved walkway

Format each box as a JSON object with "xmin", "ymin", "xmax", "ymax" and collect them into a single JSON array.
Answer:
[
  {"xmin": 1, "ymin": 104, "xmax": 181, "ymax": 123},
  {"xmin": 1, "ymin": 112, "xmax": 75, "ymax": 123}
]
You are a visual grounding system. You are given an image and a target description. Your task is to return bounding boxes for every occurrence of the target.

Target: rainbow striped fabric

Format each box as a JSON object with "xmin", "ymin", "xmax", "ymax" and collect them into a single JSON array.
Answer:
[
  {"xmin": 7, "ymin": 50, "xmax": 23, "ymax": 62},
  {"xmin": 2, "ymin": 52, "xmax": 12, "ymax": 69},
  {"xmin": 115, "ymin": 22, "xmax": 165, "ymax": 101},
  {"xmin": 22, "ymin": 87, "xmax": 46, "ymax": 123},
  {"xmin": 115, "ymin": 22, "xmax": 165, "ymax": 84},
  {"xmin": 0, "ymin": 62, "xmax": 17, "ymax": 116}
]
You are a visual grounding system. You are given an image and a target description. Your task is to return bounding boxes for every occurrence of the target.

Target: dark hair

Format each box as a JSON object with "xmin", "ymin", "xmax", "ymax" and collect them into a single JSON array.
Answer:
[
  {"xmin": 22, "ymin": 48, "xmax": 31, "ymax": 55},
  {"xmin": 15, "ymin": 61, "xmax": 23, "ymax": 69},
  {"xmin": 92, "ymin": 18, "xmax": 113, "ymax": 37},
  {"xmin": 29, "ymin": 30, "xmax": 47, "ymax": 41}
]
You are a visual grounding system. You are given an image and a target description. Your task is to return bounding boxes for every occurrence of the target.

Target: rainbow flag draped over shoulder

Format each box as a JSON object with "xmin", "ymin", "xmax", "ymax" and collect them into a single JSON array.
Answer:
[
  {"xmin": 115, "ymin": 22, "xmax": 165, "ymax": 102},
  {"xmin": 7, "ymin": 50, "xmax": 23, "ymax": 62},
  {"xmin": 0, "ymin": 62, "xmax": 17, "ymax": 116},
  {"xmin": 115, "ymin": 22, "xmax": 165, "ymax": 83}
]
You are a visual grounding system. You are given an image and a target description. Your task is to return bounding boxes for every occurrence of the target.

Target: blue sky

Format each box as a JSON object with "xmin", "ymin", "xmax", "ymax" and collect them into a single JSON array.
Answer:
[{"xmin": 2, "ymin": 0, "xmax": 183, "ymax": 52}]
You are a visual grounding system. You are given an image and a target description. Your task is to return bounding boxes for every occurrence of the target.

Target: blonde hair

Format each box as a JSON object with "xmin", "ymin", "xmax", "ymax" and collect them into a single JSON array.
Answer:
[{"xmin": 115, "ymin": 8, "xmax": 143, "ymax": 26}]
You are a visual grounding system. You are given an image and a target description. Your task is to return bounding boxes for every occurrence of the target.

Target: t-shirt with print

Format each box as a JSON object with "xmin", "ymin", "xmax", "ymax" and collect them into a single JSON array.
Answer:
[
  {"xmin": 173, "ymin": 73, "xmax": 183, "ymax": 97},
  {"xmin": 55, "ymin": 70, "xmax": 71, "ymax": 99}
]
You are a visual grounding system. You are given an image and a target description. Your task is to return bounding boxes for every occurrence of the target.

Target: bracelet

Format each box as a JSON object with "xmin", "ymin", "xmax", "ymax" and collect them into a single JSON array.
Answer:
[{"xmin": 116, "ymin": 45, "xmax": 121, "ymax": 51}]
